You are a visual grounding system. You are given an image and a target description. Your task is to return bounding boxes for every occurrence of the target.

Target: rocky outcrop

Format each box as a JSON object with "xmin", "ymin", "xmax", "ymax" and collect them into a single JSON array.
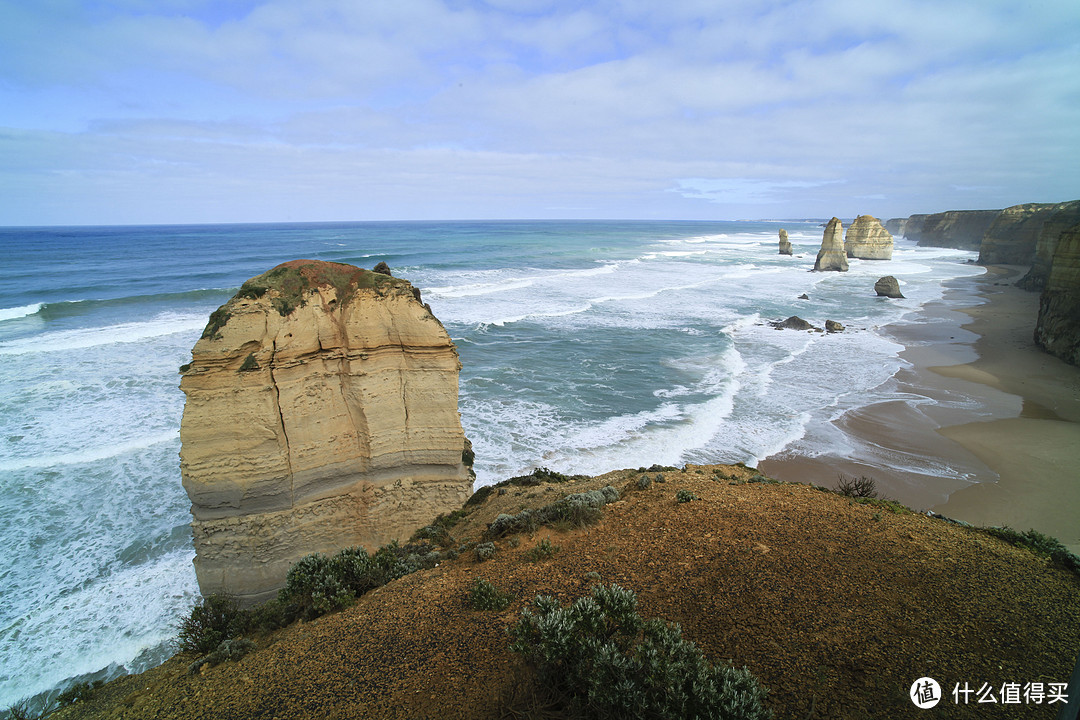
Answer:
[
  {"xmin": 844, "ymin": 215, "xmax": 893, "ymax": 260},
  {"xmin": 1017, "ymin": 201, "xmax": 1080, "ymax": 290},
  {"xmin": 1035, "ymin": 224, "xmax": 1080, "ymax": 366},
  {"xmin": 813, "ymin": 218, "xmax": 848, "ymax": 271},
  {"xmin": 979, "ymin": 202, "xmax": 1078, "ymax": 265},
  {"xmin": 179, "ymin": 260, "xmax": 474, "ymax": 603},
  {"xmin": 771, "ymin": 316, "xmax": 817, "ymax": 331},
  {"xmin": 778, "ymin": 229, "xmax": 792, "ymax": 255},
  {"xmin": 898, "ymin": 210, "xmax": 1000, "ymax": 250},
  {"xmin": 884, "ymin": 218, "xmax": 907, "ymax": 236},
  {"xmin": 874, "ymin": 276, "xmax": 904, "ymax": 298},
  {"xmin": 825, "ymin": 320, "xmax": 844, "ymax": 333}
]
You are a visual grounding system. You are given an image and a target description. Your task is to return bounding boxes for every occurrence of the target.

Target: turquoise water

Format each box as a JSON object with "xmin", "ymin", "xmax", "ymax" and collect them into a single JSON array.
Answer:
[{"xmin": 0, "ymin": 220, "xmax": 982, "ymax": 706}]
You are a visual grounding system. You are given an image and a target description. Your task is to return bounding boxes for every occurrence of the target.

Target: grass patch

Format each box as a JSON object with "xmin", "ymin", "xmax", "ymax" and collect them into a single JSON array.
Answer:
[
  {"xmin": 526, "ymin": 538, "xmax": 560, "ymax": 562},
  {"xmin": 201, "ymin": 306, "xmax": 232, "ymax": 340}
]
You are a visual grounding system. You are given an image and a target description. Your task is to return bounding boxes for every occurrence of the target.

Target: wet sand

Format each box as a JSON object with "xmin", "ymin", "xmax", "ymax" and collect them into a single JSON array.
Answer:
[{"xmin": 761, "ymin": 265, "xmax": 1080, "ymax": 553}]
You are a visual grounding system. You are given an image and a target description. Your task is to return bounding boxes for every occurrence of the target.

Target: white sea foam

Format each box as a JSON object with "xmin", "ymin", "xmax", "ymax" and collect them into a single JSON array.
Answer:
[
  {"xmin": 0, "ymin": 313, "xmax": 206, "ymax": 355},
  {"xmin": 0, "ymin": 431, "xmax": 179, "ymax": 472},
  {"xmin": 0, "ymin": 303, "xmax": 43, "ymax": 322}
]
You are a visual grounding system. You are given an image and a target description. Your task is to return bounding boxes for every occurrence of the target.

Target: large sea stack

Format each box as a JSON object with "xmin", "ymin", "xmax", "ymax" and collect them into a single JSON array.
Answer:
[
  {"xmin": 179, "ymin": 260, "xmax": 474, "ymax": 603},
  {"xmin": 813, "ymin": 217, "xmax": 848, "ymax": 271},
  {"xmin": 778, "ymin": 229, "xmax": 792, "ymax": 255},
  {"xmin": 1035, "ymin": 224, "xmax": 1080, "ymax": 366},
  {"xmin": 844, "ymin": 215, "xmax": 893, "ymax": 260}
]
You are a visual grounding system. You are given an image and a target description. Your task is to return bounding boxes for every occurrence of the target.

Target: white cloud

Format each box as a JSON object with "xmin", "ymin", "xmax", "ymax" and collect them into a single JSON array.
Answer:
[{"xmin": 0, "ymin": 0, "xmax": 1078, "ymax": 223}]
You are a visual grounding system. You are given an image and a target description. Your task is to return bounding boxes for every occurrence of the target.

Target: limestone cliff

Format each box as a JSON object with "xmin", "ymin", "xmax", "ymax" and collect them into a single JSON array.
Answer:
[
  {"xmin": 884, "ymin": 217, "xmax": 907, "ymax": 236},
  {"xmin": 1017, "ymin": 201, "xmax": 1080, "ymax": 290},
  {"xmin": 1035, "ymin": 224, "xmax": 1080, "ymax": 366},
  {"xmin": 897, "ymin": 210, "xmax": 999, "ymax": 251},
  {"xmin": 844, "ymin": 215, "xmax": 893, "ymax": 260},
  {"xmin": 979, "ymin": 202, "xmax": 1078, "ymax": 265},
  {"xmin": 179, "ymin": 260, "xmax": 474, "ymax": 603},
  {"xmin": 778, "ymin": 229, "xmax": 792, "ymax": 256},
  {"xmin": 813, "ymin": 218, "xmax": 848, "ymax": 271}
]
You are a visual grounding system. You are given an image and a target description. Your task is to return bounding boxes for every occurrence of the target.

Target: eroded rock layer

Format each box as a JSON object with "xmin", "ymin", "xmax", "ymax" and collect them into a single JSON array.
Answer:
[
  {"xmin": 180, "ymin": 260, "xmax": 473, "ymax": 602},
  {"xmin": 897, "ymin": 210, "xmax": 999, "ymax": 251},
  {"xmin": 1018, "ymin": 201, "xmax": 1080, "ymax": 290},
  {"xmin": 979, "ymin": 202, "xmax": 1077, "ymax": 265},
  {"xmin": 844, "ymin": 215, "xmax": 893, "ymax": 260},
  {"xmin": 1035, "ymin": 224, "xmax": 1080, "ymax": 366},
  {"xmin": 813, "ymin": 218, "xmax": 848, "ymax": 271}
]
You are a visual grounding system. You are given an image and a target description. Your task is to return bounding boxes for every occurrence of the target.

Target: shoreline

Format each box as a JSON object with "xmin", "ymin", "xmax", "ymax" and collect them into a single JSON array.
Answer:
[{"xmin": 760, "ymin": 263, "xmax": 1080, "ymax": 553}]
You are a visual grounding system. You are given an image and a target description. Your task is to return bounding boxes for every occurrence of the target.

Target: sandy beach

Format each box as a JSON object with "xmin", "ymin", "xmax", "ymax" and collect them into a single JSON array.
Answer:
[{"xmin": 761, "ymin": 264, "xmax": 1080, "ymax": 554}]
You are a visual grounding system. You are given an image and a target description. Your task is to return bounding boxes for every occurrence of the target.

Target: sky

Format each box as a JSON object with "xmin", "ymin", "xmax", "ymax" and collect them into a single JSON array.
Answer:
[{"xmin": 1, "ymin": 0, "xmax": 1078, "ymax": 225}]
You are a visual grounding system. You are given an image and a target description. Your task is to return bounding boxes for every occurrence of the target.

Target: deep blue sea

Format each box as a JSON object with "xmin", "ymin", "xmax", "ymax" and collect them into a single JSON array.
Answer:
[{"xmin": 0, "ymin": 220, "xmax": 983, "ymax": 706}]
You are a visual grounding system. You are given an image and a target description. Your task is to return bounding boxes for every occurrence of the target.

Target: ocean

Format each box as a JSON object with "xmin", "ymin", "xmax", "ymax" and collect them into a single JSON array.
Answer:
[{"xmin": 0, "ymin": 220, "xmax": 984, "ymax": 707}]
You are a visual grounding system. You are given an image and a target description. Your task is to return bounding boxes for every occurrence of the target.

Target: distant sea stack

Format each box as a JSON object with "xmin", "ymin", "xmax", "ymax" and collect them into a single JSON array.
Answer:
[
  {"xmin": 844, "ymin": 215, "xmax": 893, "ymax": 260},
  {"xmin": 179, "ymin": 260, "xmax": 474, "ymax": 603},
  {"xmin": 1035, "ymin": 224, "xmax": 1080, "ymax": 366},
  {"xmin": 813, "ymin": 218, "xmax": 848, "ymax": 271},
  {"xmin": 778, "ymin": 229, "xmax": 792, "ymax": 255}
]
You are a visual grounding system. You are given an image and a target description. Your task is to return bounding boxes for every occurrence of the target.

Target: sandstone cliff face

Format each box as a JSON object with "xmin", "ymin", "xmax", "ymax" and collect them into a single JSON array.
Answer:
[
  {"xmin": 179, "ymin": 260, "xmax": 473, "ymax": 603},
  {"xmin": 1017, "ymin": 201, "xmax": 1080, "ymax": 290},
  {"xmin": 813, "ymin": 218, "xmax": 848, "ymax": 271},
  {"xmin": 1035, "ymin": 224, "xmax": 1080, "ymax": 366},
  {"xmin": 844, "ymin": 215, "xmax": 893, "ymax": 260},
  {"xmin": 778, "ymin": 229, "xmax": 792, "ymax": 256},
  {"xmin": 978, "ymin": 202, "xmax": 1077, "ymax": 265},
  {"xmin": 899, "ymin": 210, "xmax": 999, "ymax": 250},
  {"xmin": 884, "ymin": 218, "xmax": 907, "ymax": 236}
]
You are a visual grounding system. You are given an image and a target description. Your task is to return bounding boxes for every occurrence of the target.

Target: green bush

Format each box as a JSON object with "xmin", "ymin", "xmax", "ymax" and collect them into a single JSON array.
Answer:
[
  {"xmin": 467, "ymin": 578, "xmax": 513, "ymax": 611},
  {"xmin": 178, "ymin": 594, "xmax": 248, "ymax": 654},
  {"xmin": 279, "ymin": 542, "xmax": 426, "ymax": 620},
  {"xmin": 485, "ymin": 487, "xmax": 620, "ymax": 539},
  {"xmin": 526, "ymin": 538, "xmax": 560, "ymax": 562},
  {"xmin": 57, "ymin": 680, "xmax": 104, "ymax": 706},
  {"xmin": 509, "ymin": 585, "xmax": 771, "ymax": 720},
  {"xmin": 476, "ymin": 541, "xmax": 496, "ymax": 562},
  {"xmin": 675, "ymin": 490, "xmax": 697, "ymax": 503},
  {"xmin": 188, "ymin": 637, "xmax": 256, "ymax": 675},
  {"xmin": 984, "ymin": 527, "xmax": 1080, "ymax": 573}
]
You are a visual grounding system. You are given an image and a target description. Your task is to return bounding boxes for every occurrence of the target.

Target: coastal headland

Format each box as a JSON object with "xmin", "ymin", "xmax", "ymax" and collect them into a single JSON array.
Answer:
[{"xmin": 47, "ymin": 465, "xmax": 1080, "ymax": 719}]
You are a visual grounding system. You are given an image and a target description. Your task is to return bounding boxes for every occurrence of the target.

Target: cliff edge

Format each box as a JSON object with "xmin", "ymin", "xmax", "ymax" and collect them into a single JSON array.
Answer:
[
  {"xmin": 1035, "ymin": 224, "xmax": 1080, "ymax": 366},
  {"xmin": 179, "ymin": 260, "xmax": 473, "ymax": 603}
]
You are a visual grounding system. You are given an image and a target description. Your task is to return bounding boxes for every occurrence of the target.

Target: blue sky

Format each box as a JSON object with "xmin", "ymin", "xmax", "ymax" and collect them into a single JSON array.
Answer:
[{"xmin": 1, "ymin": 0, "xmax": 1078, "ymax": 225}]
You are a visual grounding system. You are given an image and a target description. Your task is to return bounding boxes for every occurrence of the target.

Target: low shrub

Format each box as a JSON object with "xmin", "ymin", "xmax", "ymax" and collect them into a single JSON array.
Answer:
[
  {"xmin": 835, "ymin": 474, "xmax": 877, "ymax": 498},
  {"xmin": 675, "ymin": 489, "xmax": 697, "ymax": 503},
  {"xmin": 279, "ymin": 542, "xmax": 431, "ymax": 620},
  {"xmin": 475, "ymin": 541, "xmax": 496, "ymax": 562},
  {"xmin": 509, "ymin": 584, "xmax": 771, "ymax": 719},
  {"xmin": 526, "ymin": 538, "xmax": 559, "ymax": 562},
  {"xmin": 983, "ymin": 527, "xmax": 1080, "ymax": 574},
  {"xmin": 178, "ymin": 594, "xmax": 248, "ymax": 654},
  {"xmin": 636, "ymin": 474, "xmax": 652, "ymax": 490},
  {"xmin": 485, "ymin": 487, "xmax": 620, "ymax": 539},
  {"xmin": 57, "ymin": 680, "xmax": 104, "ymax": 707},
  {"xmin": 467, "ymin": 578, "xmax": 513, "ymax": 611},
  {"xmin": 188, "ymin": 637, "xmax": 256, "ymax": 675}
]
